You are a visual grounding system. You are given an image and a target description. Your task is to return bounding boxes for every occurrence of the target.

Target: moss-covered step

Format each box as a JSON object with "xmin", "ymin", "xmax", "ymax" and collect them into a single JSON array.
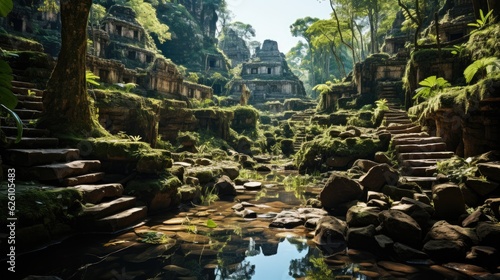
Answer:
[
  {"xmin": 4, "ymin": 148, "xmax": 80, "ymax": 167},
  {"xmin": 94, "ymin": 206, "xmax": 147, "ymax": 232},
  {"xmin": 80, "ymin": 196, "xmax": 137, "ymax": 220},
  {"xmin": 73, "ymin": 183, "xmax": 124, "ymax": 204},
  {"xmin": 386, "ymin": 125, "xmax": 422, "ymax": 135},
  {"xmin": 391, "ymin": 132, "xmax": 430, "ymax": 139},
  {"xmin": 29, "ymin": 160, "xmax": 101, "ymax": 181},
  {"xmin": 5, "ymin": 137, "xmax": 59, "ymax": 149},
  {"xmin": 395, "ymin": 142, "xmax": 447, "ymax": 153}
]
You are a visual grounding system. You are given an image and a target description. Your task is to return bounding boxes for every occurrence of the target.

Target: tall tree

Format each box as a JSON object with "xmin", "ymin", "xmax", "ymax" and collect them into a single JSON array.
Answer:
[
  {"xmin": 39, "ymin": 0, "xmax": 103, "ymax": 136},
  {"xmin": 290, "ymin": 17, "xmax": 319, "ymax": 89}
]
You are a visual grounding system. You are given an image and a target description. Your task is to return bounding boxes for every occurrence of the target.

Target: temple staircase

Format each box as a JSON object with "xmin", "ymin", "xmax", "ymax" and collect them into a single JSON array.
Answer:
[
  {"xmin": 289, "ymin": 109, "xmax": 315, "ymax": 151},
  {"xmin": 382, "ymin": 109, "xmax": 454, "ymax": 190},
  {"xmin": 1, "ymin": 77, "xmax": 147, "ymax": 233}
]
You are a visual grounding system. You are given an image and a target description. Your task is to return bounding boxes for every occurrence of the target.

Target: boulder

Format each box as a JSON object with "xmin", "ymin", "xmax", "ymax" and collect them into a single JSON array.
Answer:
[
  {"xmin": 346, "ymin": 204, "xmax": 380, "ymax": 227},
  {"xmin": 214, "ymin": 175, "xmax": 237, "ymax": 196},
  {"xmin": 178, "ymin": 185, "xmax": 201, "ymax": 202},
  {"xmin": 374, "ymin": 151, "xmax": 392, "ymax": 164},
  {"xmin": 423, "ymin": 240, "xmax": 467, "ymax": 262},
  {"xmin": 425, "ymin": 220, "xmax": 478, "ymax": 246},
  {"xmin": 352, "ymin": 159, "xmax": 379, "ymax": 172},
  {"xmin": 269, "ymin": 210, "xmax": 304, "ymax": 229},
  {"xmin": 236, "ymin": 209, "xmax": 257, "ymax": 218},
  {"xmin": 382, "ymin": 185, "xmax": 416, "ymax": 201},
  {"xmin": 319, "ymin": 173, "xmax": 363, "ymax": 209},
  {"xmin": 378, "ymin": 210, "xmax": 422, "ymax": 247},
  {"xmin": 347, "ymin": 224, "xmax": 377, "ymax": 250},
  {"xmin": 313, "ymin": 216, "xmax": 347, "ymax": 246},
  {"xmin": 393, "ymin": 242, "xmax": 429, "ymax": 261},
  {"xmin": 477, "ymin": 162, "xmax": 500, "ymax": 182},
  {"xmin": 390, "ymin": 203, "xmax": 432, "ymax": 230},
  {"xmin": 432, "ymin": 183, "xmax": 466, "ymax": 219},
  {"xmin": 465, "ymin": 177, "xmax": 499, "ymax": 196},
  {"xmin": 476, "ymin": 222, "xmax": 500, "ymax": 247},
  {"xmin": 359, "ymin": 164, "xmax": 399, "ymax": 192},
  {"xmin": 367, "ymin": 199, "xmax": 390, "ymax": 210}
]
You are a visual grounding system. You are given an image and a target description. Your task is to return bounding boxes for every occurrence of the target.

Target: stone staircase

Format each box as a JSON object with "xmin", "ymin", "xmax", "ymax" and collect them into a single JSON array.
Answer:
[
  {"xmin": 382, "ymin": 109, "xmax": 455, "ymax": 189},
  {"xmin": 377, "ymin": 81, "xmax": 403, "ymax": 109},
  {"xmin": 290, "ymin": 110, "xmax": 315, "ymax": 151},
  {"xmin": 1, "ymin": 79, "xmax": 147, "ymax": 233}
]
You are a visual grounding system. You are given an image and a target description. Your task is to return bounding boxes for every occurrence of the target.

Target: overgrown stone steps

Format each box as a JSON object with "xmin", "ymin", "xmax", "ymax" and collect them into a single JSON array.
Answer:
[
  {"xmin": 94, "ymin": 206, "xmax": 148, "ymax": 232},
  {"xmin": 392, "ymin": 132, "xmax": 430, "ymax": 139},
  {"xmin": 401, "ymin": 158, "xmax": 447, "ymax": 167},
  {"xmin": 17, "ymin": 100, "xmax": 44, "ymax": 111},
  {"xmin": 61, "ymin": 172, "xmax": 106, "ymax": 187},
  {"xmin": 395, "ymin": 142, "xmax": 447, "ymax": 153},
  {"xmin": 385, "ymin": 122, "xmax": 417, "ymax": 130},
  {"xmin": 403, "ymin": 176, "xmax": 437, "ymax": 189},
  {"xmin": 3, "ymin": 148, "xmax": 80, "ymax": 167},
  {"xmin": 29, "ymin": 160, "xmax": 101, "ymax": 181},
  {"xmin": 11, "ymin": 80, "xmax": 38, "ymax": 89},
  {"xmin": 11, "ymin": 86, "xmax": 44, "ymax": 97},
  {"xmin": 386, "ymin": 126, "xmax": 423, "ymax": 135},
  {"xmin": 14, "ymin": 93, "xmax": 43, "ymax": 102}
]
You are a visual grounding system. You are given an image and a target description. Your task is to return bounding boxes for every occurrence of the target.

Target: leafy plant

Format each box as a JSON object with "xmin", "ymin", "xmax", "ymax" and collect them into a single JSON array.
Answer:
[
  {"xmin": 0, "ymin": 0, "xmax": 13, "ymax": 17},
  {"xmin": 206, "ymin": 219, "xmax": 217, "ymax": 228},
  {"xmin": 85, "ymin": 70, "xmax": 100, "ymax": 86},
  {"xmin": 468, "ymin": 9, "xmax": 494, "ymax": 33},
  {"xmin": 436, "ymin": 156, "xmax": 478, "ymax": 184},
  {"xmin": 451, "ymin": 43, "xmax": 467, "ymax": 56},
  {"xmin": 200, "ymin": 186, "xmax": 219, "ymax": 206},
  {"xmin": 136, "ymin": 231, "xmax": 172, "ymax": 244},
  {"xmin": 464, "ymin": 57, "xmax": 500, "ymax": 84},
  {"xmin": 413, "ymin": 76, "xmax": 451, "ymax": 102},
  {"xmin": 0, "ymin": 53, "xmax": 22, "ymax": 143}
]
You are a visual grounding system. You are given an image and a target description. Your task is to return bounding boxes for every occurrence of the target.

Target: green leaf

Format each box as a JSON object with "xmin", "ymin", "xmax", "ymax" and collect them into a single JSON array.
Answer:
[
  {"xmin": 0, "ymin": 0, "xmax": 13, "ymax": 17},
  {"xmin": 1, "ymin": 104, "xmax": 23, "ymax": 143},
  {"xmin": 206, "ymin": 219, "xmax": 217, "ymax": 228}
]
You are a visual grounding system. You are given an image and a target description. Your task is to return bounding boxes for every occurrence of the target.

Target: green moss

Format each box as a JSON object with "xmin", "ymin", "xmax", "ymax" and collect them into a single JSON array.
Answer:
[
  {"xmin": 467, "ymin": 23, "xmax": 500, "ymax": 60},
  {"xmin": 88, "ymin": 139, "xmax": 152, "ymax": 160},
  {"xmin": 126, "ymin": 176, "xmax": 182, "ymax": 195},
  {"xmin": 0, "ymin": 185, "xmax": 82, "ymax": 227}
]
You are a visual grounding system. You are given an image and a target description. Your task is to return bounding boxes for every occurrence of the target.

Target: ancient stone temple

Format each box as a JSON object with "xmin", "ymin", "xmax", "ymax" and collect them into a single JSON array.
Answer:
[
  {"xmin": 218, "ymin": 29, "xmax": 251, "ymax": 67},
  {"xmin": 226, "ymin": 40, "xmax": 306, "ymax": 104}
]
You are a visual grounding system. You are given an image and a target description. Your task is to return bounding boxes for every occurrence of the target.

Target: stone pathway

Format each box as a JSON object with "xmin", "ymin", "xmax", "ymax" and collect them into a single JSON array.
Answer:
[
  {"xmin": 1, "ymin": 79, "xmax": 146, "ymax": 233},
  {"xmin": 289, "ymin": 109, "xmax": 315, "ymax": 151}
]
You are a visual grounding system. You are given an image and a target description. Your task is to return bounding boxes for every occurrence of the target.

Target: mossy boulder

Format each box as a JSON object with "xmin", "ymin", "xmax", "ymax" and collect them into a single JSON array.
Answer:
[
  {"xmin": 281, "ymin": 139, "xmax": 294, "ymax": 156},
  {"xmin": 230, "ymin": 106, "xmax": 259, "ymax": 133},
  {"xmin": 136, "ymin": 150, "xmax": 173, "ymax": 174},
  {"xmin": 87, "ymin": 139, "xmax": 152, "ymax": 161},
  {"xmin": 126, "ymin": 176, "xmax": 181, "ymax": 212},
  {"xmin": 185, "ymin": 166, "xmax": 223, "ymax": 185}
]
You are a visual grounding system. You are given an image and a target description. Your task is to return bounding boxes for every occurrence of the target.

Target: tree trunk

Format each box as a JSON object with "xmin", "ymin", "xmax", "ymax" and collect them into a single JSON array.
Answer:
[{"xmin": 39, "ymin": 0, "xmax": 101, "ymax": 136}]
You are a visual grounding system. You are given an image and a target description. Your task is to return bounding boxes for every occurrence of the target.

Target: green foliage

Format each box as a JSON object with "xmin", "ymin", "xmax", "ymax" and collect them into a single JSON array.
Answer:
[
  {"xmin": 37, "ymin": 0, "xmax": 59, "ymax": 13},
  {"xmin": 464, "ymin": 56, "xmax": 500, "ymax": 84},
  {"xmin": 136, "ymin": 231, "xmax": 173, "ymax": 244},
  {"xmin": 187, "ymin": 72, "xmax": 199, "ymax": 83},
  {"xmin": 206, "ymin": 218, "xmax": 218, "ymax": 228},
  {"xmin": 125, "ymin": 0, "xmax": 171, "ymax": 43},
  {"xmin": 436, "ymin": 156, "xmax": 478, "ymax": 184},
  {"xmin": 414, "ymin": 76, "xmax": 450, "ymax": 102},
  {"xmin": 468, "ymin": 9, "xmax": 494, "ymax": 33},
  {"xmin": 85, "ymin": 70, "xmax": 100, "ymax": 86},
  {"xmin": 0, "ymin": 49, "xmax": 22, "ymax": 143},
  {"xmin": 0, "ymin": 0, "xmax": 13, "ymax": 17}
]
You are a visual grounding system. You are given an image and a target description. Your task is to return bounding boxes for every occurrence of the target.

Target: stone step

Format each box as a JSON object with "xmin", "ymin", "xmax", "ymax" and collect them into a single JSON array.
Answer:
[
  {"xmin": 94, "ymin": 206, "xmax": 147, "ymax": 232},
  {"xmin": 385, "ymin": 122, "xmax": 416, "ymax": 130},
  {"xmin": 15, "ymin": 94, "xmax": 43, "ymax": 102},
  {"xmin": 395, "ymin": 142, "xmax": 447, "ymax": 153},
  {"xmin": 17, "ymin": 100, "xmax": 44, "ymax": 111},
  {"xmin": 4, "ymin": 137, "xmax": 59, "ymax": 148},
  {"xmin": 0, "ymin": 126, "xmax": 49, "ymax": 137},
  {"xmin": 74, "ymin": 183, "xmax": 124, "ymax": 204},
  {"xmin": 403, "ymin": 166, "xmax": 437, "ymax": 177},
  {"xmin": 392, "ymin": 132, "xmax": 430, "ymax": 139},
  {"xmin": 30, "ymin": 160, "xmax": 101, "ymax": 181},
  {"xmin": 388, "ymin": 126, "xmax": 423, "ymax": 135},
  {"xmin": 403, "ymin": 176, "xmax": 437, "ymax": 189},
  {"xmin": 81, "ymin": 196, "xmax": 137, "ymax": 220},
  {"xmin": 401, "ymin": 158, "xmax": 446, "ymax": 167},
  {"xmin": 61, "ymin": 172, "xmax": 106, "ymax": 187},
  {"xmin": 13, "ymin": 109, "xmax": 43, "ymax": 119},
  {"xmin": 11, "ymin": 86, "xmax": 44, "ymax": 97},
  {"xmin": 398, "ymin": 151, "xmax": 454, "ymax": 161},
  {"xmin": 477, "ymin": 162, "xmax": 500, "ymax": 182},
  {"xmin": 384, "ymin": 119, "xmax": 413, "ymax": 125},
  {"xmin": 12, "ymin": 80, "xmax": 38, "ymax": 89},
  {"xmin": 393, "ymin": 137, "xmax": 445, "ymax": 146},
  {"xmin": 3, "ymin": 148, "xmax": 80, "ymax": 167}
]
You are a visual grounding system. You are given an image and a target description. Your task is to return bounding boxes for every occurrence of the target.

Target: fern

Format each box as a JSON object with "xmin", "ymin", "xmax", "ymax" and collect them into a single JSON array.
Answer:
[
  {"xmin": 85, "ymin": 70, "xmax": 100, "ymax": 86},
  {"xmin": 413, "ymin": 76, "xmax": 450, "ymax": 103},
  {"xmin": 468, "ymin": 9, "xmax": 494, "ymax": 33}
]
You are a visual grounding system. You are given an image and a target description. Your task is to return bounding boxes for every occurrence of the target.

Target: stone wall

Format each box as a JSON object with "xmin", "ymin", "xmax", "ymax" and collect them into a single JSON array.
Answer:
[{"xmin": 158, "ymin": 100, "xmax": 198, "ymax": 143}]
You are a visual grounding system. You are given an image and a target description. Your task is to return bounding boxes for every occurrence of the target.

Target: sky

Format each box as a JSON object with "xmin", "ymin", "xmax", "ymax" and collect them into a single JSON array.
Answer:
[{"xmin": 226, "ymin": 0, "xmax": 332, "ymax": 54}]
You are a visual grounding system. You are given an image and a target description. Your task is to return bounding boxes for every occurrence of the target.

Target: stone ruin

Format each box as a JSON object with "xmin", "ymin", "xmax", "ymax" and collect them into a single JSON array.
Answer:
[
  {"xmin": 225, "ymin": 40, "xmax": 306, "ymax": 105},
  {"xmin": 218, "ymin": 29, "xmax": 251, "ymax": 67}
]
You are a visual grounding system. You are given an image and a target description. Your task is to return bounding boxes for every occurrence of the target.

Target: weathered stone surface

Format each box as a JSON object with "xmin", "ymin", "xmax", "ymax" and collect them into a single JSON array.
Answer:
[
  {"xmin": 382, "ymin": 185, "xmax": 416, "ymax": 201},
  {"xmin": 465, "ymin": 177, "xmax": 499, "ymax": 196},
  {"xmin": 347, "ymin": 224, "xmax": 377, "ymax": 250},
  {"xmin": 214, "ymin": 175, "xmax": 236, "ymax": 196},
  {"xmin": 477, "ymin": 162, "xmax": 500, "ymax": 182},
  {"xmin": 375, "ymin": 234, "xmax": 394, "ymax": 249},
  {"xmin": 319, "ymin": 173, "xmax": 363, "ymax": 209},
  {"xmin": 366, "ymin": 191, "xmax": 390, "ymax": 203},
  {"xmin": 313, "ymin": 216, "xmax": 347, "ymax": 245},
  {"xmin": 391, "ymin": 202, "xmax": 432, "ymax": 230},
  {"xmin": 31, "ymin": 160, "xmax": 101, "ymax": 181},
  {"xmin": 425, "ymin": 220, "xmax": 478, "ymax": 246},
  {"xmin": 352, "ymin": 159, "xmax": 379, "ymax": 172},
  {"xmin": 367, "ymin": 199, "xmax": 390, "ymax": 210},
  {"xmin": 374, "ymin": 151, "xmax": 392, "ymax": 164},
  {"xmin": 346, "ymin": 204, "xmax": 380, "ymax": 227},
  {"xmin": 377, "ymin": 260, "xmax": 419, "ymax": 274},
  {"xmin": 74, "ymin": 183, "xmax": 124, "ymax": 204},
  {"xmin": 221, "ymin": 164, "xmax": 240, "ymax": 180},
  {"xmin": 476, "ymin": 222, "xmax": 500, "ymax": 247},
  {"xmin": 393, "ymin": 242, "xmax": 428, "ymax": 261},
  {"xmin": 5, "ymin": 148, "xmax": 80, "ymax": 167},
  {"xmin": 236, "ymin": 209, "xmax": 257, "ymax": 218},
  {"xmin": 359, "ymin": 164, "xmax": 399, "ymax": 192},
  {"xmin": 269, "ymin": 210, "xmax": 304, "ymax": 229},
  {"xmin": 423, "ymin": 240, "xmax": 468, "ymax": 262},
  {"xmin": 432, "ymin": 183, "xmax": 466, "ymax": 219},
  {"xmin": 442, "ymin": 262, "xmax": 491, "ymax": 277},
  {"xmin": 378, "ymin": 210, "xmax": 422, "ymax": 247},
  {"xmin": 243, "ymin": 181, "xmax": 262, "ymax": 190}
]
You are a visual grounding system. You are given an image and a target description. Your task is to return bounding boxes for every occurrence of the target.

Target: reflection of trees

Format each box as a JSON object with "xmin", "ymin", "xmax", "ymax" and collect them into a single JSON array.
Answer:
[
  {"xmin": 288, "ymin": 245, "xmax": 322, "ymax": 278},
  {"xmin": 287, "ymin": 237, "xmax": 308, "ymax": 253},
  {"xmin": 216, "ymin": 261, "xmax": 256, "ymax": 280}
]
